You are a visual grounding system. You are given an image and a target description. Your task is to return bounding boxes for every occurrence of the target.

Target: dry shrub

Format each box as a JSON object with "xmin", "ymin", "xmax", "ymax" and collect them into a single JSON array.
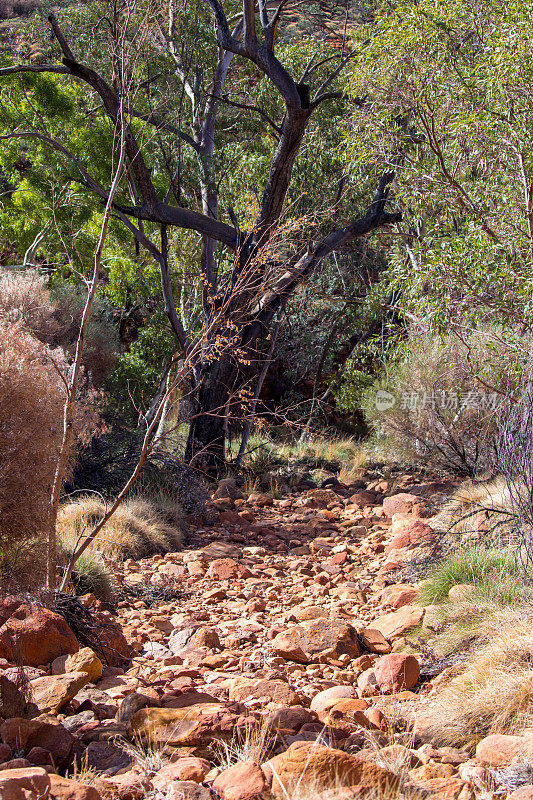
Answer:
[
  {"xmin": 57, "ymin": 496, "xmax": 185, "ymax": 561},
  {"xmin": 363, "ymin": 327, "xmax": 518, "ymax": 475},
  {"xmin": 0, "ymin": 270, "xmax": 59, "ymax": 341},
  {"xmin": 430, "ymin": 475, "xmax": 519, "ymax": 547},
  {"xmin": 419, "ymin": 611, "xmax": 533, "ymax": 749},
  {"xmin": 0, "ymin": 320, "xmax": 63, "ymax": 585},
  {"xmin": 0, "ymin": 271, "xmax": 119, "ymax": 382},
  {"xmin": 0, "ymin": 317, "xmax": 102, "ymax": 588}
]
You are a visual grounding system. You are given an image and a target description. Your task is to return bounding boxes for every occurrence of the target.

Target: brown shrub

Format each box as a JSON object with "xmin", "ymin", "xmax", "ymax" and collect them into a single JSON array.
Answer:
[
  {"xmin": 0, "ymin": 271, "xmax": 119, "ymax": 382},
  {"xmin": 0, "ymin": 320, "xmax": 101, "ymax": 588},
  {"xmin": 0, "ymin": 321, "xmax": 64, "ymax": 586}
]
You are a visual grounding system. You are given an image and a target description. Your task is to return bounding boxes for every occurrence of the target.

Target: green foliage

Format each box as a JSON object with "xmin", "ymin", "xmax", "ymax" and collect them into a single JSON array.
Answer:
[
  {"xmin": 345, "ymin": 0, "xmax": 533, "ymax": 336},
  {"xmin": 69, "ymin": 550, "xmax": 117, "ymax": 606},
  {"xmin": 419, "ymin": 548, "xmax": 528, "ymax": 607}
]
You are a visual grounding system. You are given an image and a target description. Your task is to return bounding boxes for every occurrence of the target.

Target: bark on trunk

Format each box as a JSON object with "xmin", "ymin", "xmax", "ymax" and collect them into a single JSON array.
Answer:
[{"xmin": 185, "ymin": 354, "xmax": 236, "ymax": 474}]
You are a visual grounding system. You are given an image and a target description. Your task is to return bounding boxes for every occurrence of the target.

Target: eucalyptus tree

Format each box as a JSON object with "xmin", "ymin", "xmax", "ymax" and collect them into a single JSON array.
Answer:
[{"xmin": 0, "ymin": 0, "xmax": 400, "ymax": 473}]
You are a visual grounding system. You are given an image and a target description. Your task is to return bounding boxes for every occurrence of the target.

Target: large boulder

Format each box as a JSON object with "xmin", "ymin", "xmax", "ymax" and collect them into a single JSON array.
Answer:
[
  {"xmin": 0, "ymin": 717, "xmax": 75, "ymax": 769},
  {"xmin": 128, "ymin": 704, "xmax": 257, "ymax": 752},
  {"xmin": 0, "ymin": 767, "xmax": 50, "ymax": 800},
  {"xmin": 28, "ymin": 672, "xmax": 91, "ymax": 714},
  {"xmin": 475, "ymin": 734, "xmax": 533, "ymax": 767},
  {"xmin": 271, "ymin": 619, "xmax": 360, "ymax": 664},
  {"xmin": 0, "ymin": 675, "xmax": 38, "ymax": 719},
  {"xmin": 0, "ymin": 605, "xmax": 78, "ymax": 667},
  {"xmin": 373, "ymin": 654, "xmax": 420, "ymax": 693},
  {"xmin": 213, "ymin": 761, "xmax": 268, "ymax": 800},
  {"xmin": 263, "ymin": 742, "xmax": 399, "ymax": 796}
]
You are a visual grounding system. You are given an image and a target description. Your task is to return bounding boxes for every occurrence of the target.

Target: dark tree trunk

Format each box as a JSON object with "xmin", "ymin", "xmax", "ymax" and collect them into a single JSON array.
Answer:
[{"xmin": 185, "ymin": 354, "xmax": 237, "ymax": 475}]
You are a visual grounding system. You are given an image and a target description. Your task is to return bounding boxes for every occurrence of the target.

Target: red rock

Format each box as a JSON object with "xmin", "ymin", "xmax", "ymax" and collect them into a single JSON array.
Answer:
[
  {"xmin": 509, "ymin": 788, "xmax": 533, "ymax": 800},
  {"xmin": 382, "ymin": 493, "xmax": 419, "ymax": 516},
  {"xmin": 0, "ymin": 718, "xmax": 74, "ymax": 769},
  {"xmin": 213, "ymin": 761, "xmax": 267, "ymax": 800},
  {"xmin": 206, "ymin": 559, "xmax": 252, "ymax": 580},
  {"xmin": 165, "ymin": 757, "xmax": 211, "ymax": 782},
  {"xmin": 0, "ymin": 605, "xmax": 78, "ymax": 667},
  {"xmin": 49, "ymin": 774, "xmax": 102, "ymax": 800},
  {"xmin": 374, "ymin": 654, "xmax": 420, "ymax": 692},
  {"xmin": 348, "ymin": 491, "xmax": 377, "ymax": 509},
  {"xmin": 0, "ymin": 767, "xmax": 51, "ymax": 800},
  {"xmin": 408, "ymin": 777, "xmax": 465, "ymax": 799},
  {"xmin": 271, "ymin": 619, "xmax": 360, "ymax": 664},
  {"xmin": 310, "ymin": 686, "xmax": 354, "ymax": 712},
  {"xmin": 99, "ymin": 771, "xmax": 152, "ymax": 799},
  {"xmin": 263, "ymin": 742, "xmax": 399, "ymax": 796},
  {"xmin": 358, "ymin": 628, "xmax": 391, "ymax": 654},
  {"xmin": 385, "ymin": 522, "xmax": 433, "ymax": 553},
  {"xmin": 370, "ymin": 605, "xmax": 424, "ymax": 640},
  {"xmin": 90, "ymin": 611, "xmax": 133, "ymax": 667},
  {"xmin": 0, "ymin": 743, "xmax": 13, "ymax": 763},
  {"xmin": 475, "ymin": 734, "xmax": 533, "ymax": 767}
]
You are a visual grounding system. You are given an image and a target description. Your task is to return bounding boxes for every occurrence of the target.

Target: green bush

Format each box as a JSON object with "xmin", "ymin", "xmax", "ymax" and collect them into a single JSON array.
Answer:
[{"xmin": 419, "ymin": 548, "xmax": 528, "ymax": 607}]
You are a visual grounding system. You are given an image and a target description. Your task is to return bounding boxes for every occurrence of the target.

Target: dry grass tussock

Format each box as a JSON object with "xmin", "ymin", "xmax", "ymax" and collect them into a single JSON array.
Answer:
[
  {"xmin": 419, "ymin": 610, "xmax": 533, "ymax": 749},
  {"xmin": 58, "ymin": 495, "xmax": 185, "ymax": 560},
  {"xmin": 433, "ymin": 475, "xmax": 513, "ymax": 532}
]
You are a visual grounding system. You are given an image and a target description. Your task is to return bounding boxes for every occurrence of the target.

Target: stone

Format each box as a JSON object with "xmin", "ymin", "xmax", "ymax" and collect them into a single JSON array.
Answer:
[
  {"xmin": 263, "ymin": 742, "xmax": 399, "ymax": 796},
  {"xmin": 165, "ymin": 757, "xmax": 212, "ymax": 782},
  {"xmin": 166, "ymin": 781, "xmax": 212, "ymax": 800},
  {"xmin": 358, "ymin": 628, "xmax": 391, "ymax": 654},
  {"xmin": 0, "ymin": 675, "xmax": 37, "ymax": 719},
  {"xmin": 0, "ymin": 718, "xmax": 75, "ymax": 769},
  {"xmin": 370, "ymin": 605, "xmax": 424, "ymax": 640},
  {"xmin": 266, "ymin": 706, "xmax": 315, "ymax": 736},
  {"xmin": 229, "ymin": 678, "xmax": 301, "ymax": 706},
  {"xmin": 382, "ymin": 493, "xmax": 419, "ymax": 516},
  {"xmin": 52, "ymin": 648, "xmax": 103, "ymax": 683},
  {"xmin": 448, "ymin": 584, "xmax": 475, "ymax": 602},
  {"xmin": 310, "ymin": 686, "xmax": 354, "ymax": 713},
  {"xmin": 85, "ymin": 741, "xmax": 133, "ymax": 775},
  {"xmin": 373, "ymin": 654, "xmax": 420, "ymax": 692},
  {"xmin": 128, "ymin": 704, "xmax": 255, "ymax": 751},
  {"xmin": 206, "ymin": 559, "xmax": 252, "ymax": 580},
  {"xmin": 0, "ymin": 767, "xmax": 50, "ymax": 800},
  {"xmin": 99, "ymin": 772, "xmax": 152, "ymax": 799},
  {"xmin": 0, "ymin": 605, "xmax": 78, "ymax": 667},
  {"xmin": 213, "ymin": 761, "xmax": 268, "ymax": 800},
  {"xmin": 475, "ymin": 734, "xmax": 533, "ymax": 767},
  {"xmin": 90, "ymin": 611, "xmax": 133, "ymax": 667},
  {"xmin": 28, "ymin": 671, "xmax": 91, "ymax": 713},
  {"xmin": 271, "ymin": 619, "xmax": 360, "ymax": 664},
  {"xmin": 509, "ymin": 789, "xmax": 533, "ymax": 800},
  {"xmin": 49, "ymin": 774, "xmax": 102, "ymax": 800}
]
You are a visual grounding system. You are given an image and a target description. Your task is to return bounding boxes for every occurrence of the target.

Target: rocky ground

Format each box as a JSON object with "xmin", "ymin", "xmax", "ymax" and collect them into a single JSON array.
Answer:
[{"xmin": 0, "ymin": 471, "xmax": 529, "ymax": 800}]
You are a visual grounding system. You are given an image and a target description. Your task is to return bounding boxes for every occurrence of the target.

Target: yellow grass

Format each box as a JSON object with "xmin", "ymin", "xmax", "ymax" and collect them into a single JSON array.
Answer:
[
  {"xmin": 58, "ymin": 495, "xmax": 185, "ymax": 560},
  {"xmin": 419, "ymin": 609, "xmax": 533, "ymax": 749}
]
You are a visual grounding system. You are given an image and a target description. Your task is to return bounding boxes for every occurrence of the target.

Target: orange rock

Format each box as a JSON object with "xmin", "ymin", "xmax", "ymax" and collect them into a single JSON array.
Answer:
[
  {"xmin": 370, "ymin": 605, "xmax": 424, "ymax": 640},
  {"xmin": 213, "ymin": 761, "xmax": 268, "ymax": 800},
  {"xmin": 263, "ymin": 742, "xmax": 399, "ymax": 796}
]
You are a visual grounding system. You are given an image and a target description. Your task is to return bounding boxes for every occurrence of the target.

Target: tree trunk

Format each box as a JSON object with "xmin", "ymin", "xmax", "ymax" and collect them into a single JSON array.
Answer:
[{"xmin": 185, "ymin": 354, "xmax": 237, "ymax": 474}]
